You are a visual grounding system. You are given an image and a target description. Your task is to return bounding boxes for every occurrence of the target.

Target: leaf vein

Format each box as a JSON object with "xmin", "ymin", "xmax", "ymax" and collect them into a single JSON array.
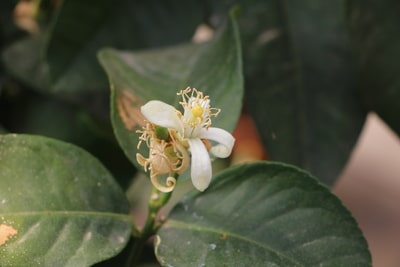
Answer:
[{"xmin": 164, "ymin": 219, "xmax": 305, "ymax": 266}]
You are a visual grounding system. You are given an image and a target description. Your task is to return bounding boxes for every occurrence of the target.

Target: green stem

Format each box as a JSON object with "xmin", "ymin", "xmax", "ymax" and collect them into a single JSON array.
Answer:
[{"xmin": 126, "ymin": 175, "xmax": 177, "ymax": 266}]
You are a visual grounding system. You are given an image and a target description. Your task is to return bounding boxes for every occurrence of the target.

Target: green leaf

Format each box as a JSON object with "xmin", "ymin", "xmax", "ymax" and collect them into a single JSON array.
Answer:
[
  {"xmin": 2, "ymin": 0, "xmax": 203, "ymax": 93},
  {"xmin": 0, "ymin": 134, "xmax": 132, "ymax": 267},
  {"xmin": 46, "ymin": 0, "xmax": 203, "ymax": 85},
  {"xmin": 207, "ymin": 1, "xmax": 366, "ymax": 184},
  {"xmin": 347, "ymin": 0, "xmax": 400, "ymax": 135},
  {"xmin": 2, "ymin": 36, "xmax": 50, "ymax": 91},
  {"xmin": 156, "ymin": 162, "xmax": 371, "ymax": 266},
  {"xmin": 0, "ymin": 87, "xmax": 134, "ymax": 189},
  {"xmin": 98, "ymin": 11, "xmax": 243, "ymax": 167}
]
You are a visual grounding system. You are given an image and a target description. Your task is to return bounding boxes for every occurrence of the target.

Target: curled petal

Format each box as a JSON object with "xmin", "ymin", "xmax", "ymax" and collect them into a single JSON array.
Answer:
[
  {"xmin": 173, "ymin": 141, "xmax": 190, "ymax": 174},
  {"xmin": 141, "ymin": 100, "xmax": 184, "ymax": 134},
  {"xmin": 136, "ymin": 153, "xmax": 149, "ymax": 171},
  {"xmin": 199, "ymin": 127, "xmax": 235, "ymax": 158},
  {"xmin": 150, "ymin": 173, "xmax": 177, "ymax": 193},
  {"xmin": 188, "ymin": 138, "xmax": 212, "ymax": 191}
]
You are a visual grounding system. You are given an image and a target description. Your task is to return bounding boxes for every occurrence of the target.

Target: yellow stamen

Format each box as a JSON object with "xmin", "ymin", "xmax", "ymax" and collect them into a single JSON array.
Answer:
[{"xmin": 191, "ymin": 104, "xmax": 203, "ymax": 118}]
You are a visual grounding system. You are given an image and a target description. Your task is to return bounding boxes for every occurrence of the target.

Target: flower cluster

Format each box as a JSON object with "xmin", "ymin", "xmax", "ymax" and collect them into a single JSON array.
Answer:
[{"xmin": 136, "ymin": 87, "xmax": 235, "ymax": 192}]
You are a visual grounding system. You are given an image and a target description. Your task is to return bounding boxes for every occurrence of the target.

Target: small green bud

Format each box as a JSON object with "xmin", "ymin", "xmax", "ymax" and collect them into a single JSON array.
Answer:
[{"xmin": 154, "ymin": 126, "xmax": 170, "ymax": 141}]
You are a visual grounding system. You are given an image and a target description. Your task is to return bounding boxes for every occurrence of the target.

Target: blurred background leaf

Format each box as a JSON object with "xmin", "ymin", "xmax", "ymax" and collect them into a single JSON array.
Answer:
[
  {"xmin": 347, "ymin": 0, "xmax": 400, "ymax": 135},
  {"xmin": 0, "ymin": 134, "xmax": 132, "ymax": 267},
  {"xmin": 2, "ymin": 0, "xmax": 204, "ymax": 95},
  {"xmin": 2, "ymin": 36, "xmax": 51, "ymax": 94},
  {"xmin": 156, "ymin": 162, "xmax": 371, "ymax": 266},
  {"xmin": 204, "ymin": 0, "xmax": 367, "ymax": 185}
]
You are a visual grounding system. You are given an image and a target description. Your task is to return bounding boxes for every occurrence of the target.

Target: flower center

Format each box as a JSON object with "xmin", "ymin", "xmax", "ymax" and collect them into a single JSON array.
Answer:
[
  {"xmin": 177, "ymin": 87, "xmax": 221, "ymax": 135},
  {"xmin": 191, "ymin": 104, "xmax": 203, "ymax": 118}
]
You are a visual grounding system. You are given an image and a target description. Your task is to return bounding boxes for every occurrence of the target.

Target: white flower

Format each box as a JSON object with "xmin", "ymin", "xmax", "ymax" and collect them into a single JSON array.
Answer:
[{"xmin": 140, "ymin": 87, "xmax": 235, "ymax": 191}]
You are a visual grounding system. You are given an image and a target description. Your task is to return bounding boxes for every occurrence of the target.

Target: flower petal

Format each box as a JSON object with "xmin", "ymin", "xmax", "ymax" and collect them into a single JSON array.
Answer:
[
  {"xmin": 141, "ymin": 100, "xmax": 183, "ymax": 134},
  {"xmin": 188, "ymin": 138, "xmax": 212, "ymax": 191},
  {"xmin": 199, "ymin": 127, "xmax": 235, "ymax": 158}
]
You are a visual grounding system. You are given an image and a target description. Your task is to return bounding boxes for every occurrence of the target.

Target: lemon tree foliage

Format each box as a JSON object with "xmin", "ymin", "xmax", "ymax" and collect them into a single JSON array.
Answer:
[
  {"xmin": 156, "ymin": 162, "xmax": 371, "ymax": 267},
  {"xmin": 2, "ymin": 0, "xmax": 397, "ymax": 266},
  {"xmin": 2, "ymin": 0, "xmax": 203, "ymax": 94},
  {"xmin": 0, "ymin": 134, "xmax": 132, "ymax": 267},
  {"xmin": 347, "ymin": 0, "xmax": 400, "ymax": 135},
  {"xmin": 211, "ymin": 0, "xmax": 366, "ymax": 185}
]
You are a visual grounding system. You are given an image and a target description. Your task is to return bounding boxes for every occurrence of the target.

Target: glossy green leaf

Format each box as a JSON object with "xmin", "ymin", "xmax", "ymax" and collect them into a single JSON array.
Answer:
[
  {"xmin": 98, "ymin": 11, "xmax": 243, "ymax": 166},
  {"xmin": 347, "ymin": 0, "xmax": 400, "ymax": 135},
  {"xmin": 0, "ymin": 134, "xmax": 132, "ymax": 267},
  {"xmin": 206, "ymin": 0, "xmax": 366, "ymax": 185},
  {"xmin": 156, "ymin": 162, "xmax": 371, "ymax": 266}
]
